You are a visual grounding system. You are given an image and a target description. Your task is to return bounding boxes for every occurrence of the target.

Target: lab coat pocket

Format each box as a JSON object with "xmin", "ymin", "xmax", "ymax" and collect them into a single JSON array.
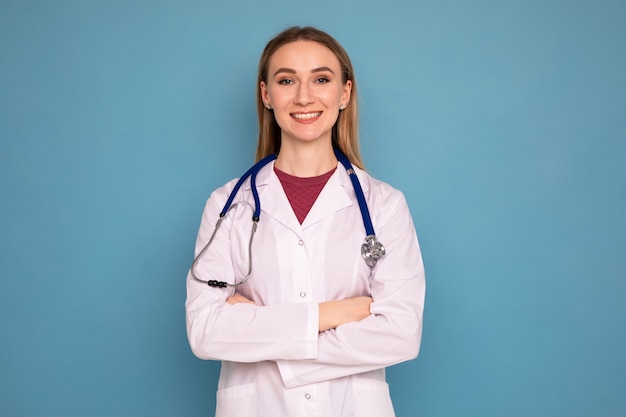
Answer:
[
  {"xmin": 353, "ymin": 378, "xmax": 395, "ymax": 417},
  {"xmin": 215, "ymin": 382, "xmax": 256, "ymax": 417}
]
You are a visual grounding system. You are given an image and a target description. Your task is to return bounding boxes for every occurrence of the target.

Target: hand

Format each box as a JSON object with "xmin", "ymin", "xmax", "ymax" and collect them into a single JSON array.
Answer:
[
  {"xmin": 318, "ymin": 296, "xmax": 373, "ymax": 332},
  {"xmin": 226, "ymin": 293, "xmax": 256, "ymax": 305}
]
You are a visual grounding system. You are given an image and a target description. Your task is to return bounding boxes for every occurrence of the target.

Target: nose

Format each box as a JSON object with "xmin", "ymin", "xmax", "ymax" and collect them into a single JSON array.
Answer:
[{"xmin": 294, "ymin": 83, "xmax": 314, "ymax": 105}]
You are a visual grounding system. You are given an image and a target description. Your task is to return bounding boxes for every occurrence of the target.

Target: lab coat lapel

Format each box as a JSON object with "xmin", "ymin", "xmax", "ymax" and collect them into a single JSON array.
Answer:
[
  {"xmin": 301, "ymin": 168, "xmax": 353, "ymax": 230},
  {"xmin": 248, "ymin": 163, "xmax": 358, "ymax": 232},
  {"xmin": 252, "ymin": 162, "xmax": 303, "ymax": 234}
]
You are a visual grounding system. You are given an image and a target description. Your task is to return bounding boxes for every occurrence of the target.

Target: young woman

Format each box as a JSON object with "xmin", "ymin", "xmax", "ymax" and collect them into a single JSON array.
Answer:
[{"xmin": 186, "ymin": 26, "xmax": 425, "ymax": 417}]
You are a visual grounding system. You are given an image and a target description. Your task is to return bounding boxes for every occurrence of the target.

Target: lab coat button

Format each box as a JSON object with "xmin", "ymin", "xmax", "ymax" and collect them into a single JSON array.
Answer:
[
  {"xmin": 305, "ymin": 393, "xmax": 311, "ymax": 399},
  {"xmin": 298, "ymin": 240, "xmax": 304, "ymax": 246},
  {"xmin": 299, "ymin": 292, "xmax": 306, "ymax": 298}
]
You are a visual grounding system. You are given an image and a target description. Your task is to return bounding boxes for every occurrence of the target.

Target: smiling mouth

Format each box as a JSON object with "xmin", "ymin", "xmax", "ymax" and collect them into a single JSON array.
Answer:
[{"xmin": 291, "ymin": 112, "xmax": 322, "ymax": 120}]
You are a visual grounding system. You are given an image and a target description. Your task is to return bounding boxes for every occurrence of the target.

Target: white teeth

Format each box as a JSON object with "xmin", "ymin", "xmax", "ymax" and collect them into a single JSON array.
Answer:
[{"xmin": 292, "ymin": 112, "xmax": 321, "ymax": 120}]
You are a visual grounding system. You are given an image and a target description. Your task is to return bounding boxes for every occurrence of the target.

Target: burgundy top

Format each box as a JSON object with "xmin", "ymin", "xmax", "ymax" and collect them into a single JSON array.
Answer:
[{"xmin": 274, "ymin": 166, "xmax": 335, "ymax": 224}]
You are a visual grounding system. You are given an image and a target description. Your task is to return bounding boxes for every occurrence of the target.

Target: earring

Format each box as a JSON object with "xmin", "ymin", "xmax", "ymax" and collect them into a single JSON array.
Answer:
[
  {"xmin": 264, "ymin": 103, "xmax": 272, "ymax": 110},
  {"xmin": 339, "ymin": 103, "xmax": 347, "ymax": 110}
]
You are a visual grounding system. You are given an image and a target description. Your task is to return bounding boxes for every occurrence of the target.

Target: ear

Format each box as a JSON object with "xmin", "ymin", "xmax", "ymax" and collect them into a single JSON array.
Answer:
[
  {"xmin": 260, "ymin": 81, "xmax": 270, "ymax": 104},
  {"xmin": 341, "ymin": 80, "xmax": 352, "ymax": 105}
]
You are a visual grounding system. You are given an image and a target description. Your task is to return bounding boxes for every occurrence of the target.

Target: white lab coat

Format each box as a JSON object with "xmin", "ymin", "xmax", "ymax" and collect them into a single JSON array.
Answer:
[{"xmin": 186, "ymin": 160, "xmax": 425, "ymax": 417}]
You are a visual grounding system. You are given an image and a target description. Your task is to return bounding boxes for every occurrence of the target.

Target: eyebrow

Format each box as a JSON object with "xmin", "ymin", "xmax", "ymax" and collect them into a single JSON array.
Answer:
[{"xmin": 273, "ymin": 66, "xmax": 336, "ymax": 77}]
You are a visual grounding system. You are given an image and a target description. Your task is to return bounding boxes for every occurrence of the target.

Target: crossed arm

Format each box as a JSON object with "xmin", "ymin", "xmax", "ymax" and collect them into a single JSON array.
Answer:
[{"xmin": 227, "ymin": 294, "xmax": 373, "ymax": 332}]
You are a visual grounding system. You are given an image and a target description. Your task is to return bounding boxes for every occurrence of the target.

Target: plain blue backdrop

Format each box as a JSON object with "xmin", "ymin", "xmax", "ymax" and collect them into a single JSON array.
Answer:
[{"xmin": 1, "ymin": 1, "xmax": 625, "ymax": 416}]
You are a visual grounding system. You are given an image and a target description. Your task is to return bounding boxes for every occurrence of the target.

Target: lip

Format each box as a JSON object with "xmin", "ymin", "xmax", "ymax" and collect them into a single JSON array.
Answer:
[{"xmin": 290, "ymin": 111, "xmax": 322, "ymax": 123}]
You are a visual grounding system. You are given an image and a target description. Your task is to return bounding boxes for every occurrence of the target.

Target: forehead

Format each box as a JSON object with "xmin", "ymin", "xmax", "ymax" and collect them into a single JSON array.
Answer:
[{"xmin": 268, "ymin": 40, "xmax": 341, "ymax": 72}]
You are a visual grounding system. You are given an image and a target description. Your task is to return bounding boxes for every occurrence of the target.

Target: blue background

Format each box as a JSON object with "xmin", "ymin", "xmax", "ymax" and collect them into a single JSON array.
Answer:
[{"xmin": 1, "ymin": 1, "xmax": 625, "ymax": 416}]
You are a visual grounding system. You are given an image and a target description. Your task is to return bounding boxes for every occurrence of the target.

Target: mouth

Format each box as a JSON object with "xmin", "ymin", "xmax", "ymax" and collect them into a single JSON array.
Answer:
[{"xmin": 291, "ymin": 111, "xmax": 322, "ymax": 121}]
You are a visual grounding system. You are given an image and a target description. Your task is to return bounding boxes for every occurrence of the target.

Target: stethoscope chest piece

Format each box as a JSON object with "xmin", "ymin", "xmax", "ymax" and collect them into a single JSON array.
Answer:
[{"xmin": 361, "ymin": 235, "xmax": 386, "ymax": 267}]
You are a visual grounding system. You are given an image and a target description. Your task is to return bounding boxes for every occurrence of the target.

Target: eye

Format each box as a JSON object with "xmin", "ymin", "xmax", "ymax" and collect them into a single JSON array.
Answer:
[
  {"xmin": 315, "ymin": 76, "xmax": 330, "ymax": 84},
  {"xmin": 278, "ymin": 78, "xmax": 294, "ymax": 85}
]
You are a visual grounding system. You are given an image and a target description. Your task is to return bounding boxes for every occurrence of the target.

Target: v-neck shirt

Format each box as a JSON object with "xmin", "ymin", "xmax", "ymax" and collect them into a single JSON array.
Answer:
[{"xmin": 274, "ymin": 166, "xmax": 336, "ymax": 224}]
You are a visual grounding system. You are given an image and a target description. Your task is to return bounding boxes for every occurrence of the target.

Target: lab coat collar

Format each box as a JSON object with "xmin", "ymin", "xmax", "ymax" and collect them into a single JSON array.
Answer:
[{"xmin": 243, "ymin": 160, "xmax": 364, "ymax": 233}]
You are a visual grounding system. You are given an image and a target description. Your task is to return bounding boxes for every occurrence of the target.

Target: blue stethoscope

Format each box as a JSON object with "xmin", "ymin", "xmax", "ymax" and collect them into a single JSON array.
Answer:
[{"xmin": 190, "ymin": 148, "xmax": 385, "ymax": 288}]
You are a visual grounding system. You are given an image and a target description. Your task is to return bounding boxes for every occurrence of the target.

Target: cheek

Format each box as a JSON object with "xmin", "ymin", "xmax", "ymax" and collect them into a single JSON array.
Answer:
[
  {"xmin": 269, "ymin": 90, "xmax": 291, "ymax": 107},
  {"xmin": 332, "ymin": 88, "xmax": 346, "ymax": 103}
]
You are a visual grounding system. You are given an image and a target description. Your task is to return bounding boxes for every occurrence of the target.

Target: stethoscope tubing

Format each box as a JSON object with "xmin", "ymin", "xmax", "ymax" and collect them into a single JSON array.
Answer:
[
  {"xmin": 220, "ymin": 153, "xmax": 278, "ymax": 221},
  {"xmin": 190, "ymin": 148, "xmax": 385, "ymax": 287},
  {"xmin": 334, "ymin": 148, "xmax": 375, "ymax": 237}
]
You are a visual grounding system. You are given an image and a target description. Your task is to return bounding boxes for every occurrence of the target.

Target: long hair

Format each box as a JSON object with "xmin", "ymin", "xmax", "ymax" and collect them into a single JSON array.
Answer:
[{"xmin": 255, "ymin": 26, "xmax": 363, "ymax": 169}]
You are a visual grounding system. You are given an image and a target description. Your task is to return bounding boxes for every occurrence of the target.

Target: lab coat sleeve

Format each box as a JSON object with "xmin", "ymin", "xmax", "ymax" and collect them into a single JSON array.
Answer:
[
  {"xmin": 185, "ymin": 184, "xmax": 319, "ymax": 363},
  {"xmin": 276, "ymin": 189, "xmax": 425, "ymax": 388}
]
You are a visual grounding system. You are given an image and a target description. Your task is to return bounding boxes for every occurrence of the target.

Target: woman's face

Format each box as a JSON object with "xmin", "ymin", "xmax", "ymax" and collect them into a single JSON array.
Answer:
[{"xmin": 260, "ymin": 40, "xmax": 351, "ymax": 147}]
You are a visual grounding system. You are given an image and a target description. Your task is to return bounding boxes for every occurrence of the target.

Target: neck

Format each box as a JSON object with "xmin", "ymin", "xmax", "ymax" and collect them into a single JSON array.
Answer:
[{"xmin": 275, "ymin": 141, "xmax": 337, "ymax": 177}]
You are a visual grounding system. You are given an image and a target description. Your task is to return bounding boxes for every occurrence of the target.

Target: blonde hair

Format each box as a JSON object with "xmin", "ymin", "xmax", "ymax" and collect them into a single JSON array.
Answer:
[{"xmin": 255, "ymin": 26, "xmax": 363, "ymax": 169}]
